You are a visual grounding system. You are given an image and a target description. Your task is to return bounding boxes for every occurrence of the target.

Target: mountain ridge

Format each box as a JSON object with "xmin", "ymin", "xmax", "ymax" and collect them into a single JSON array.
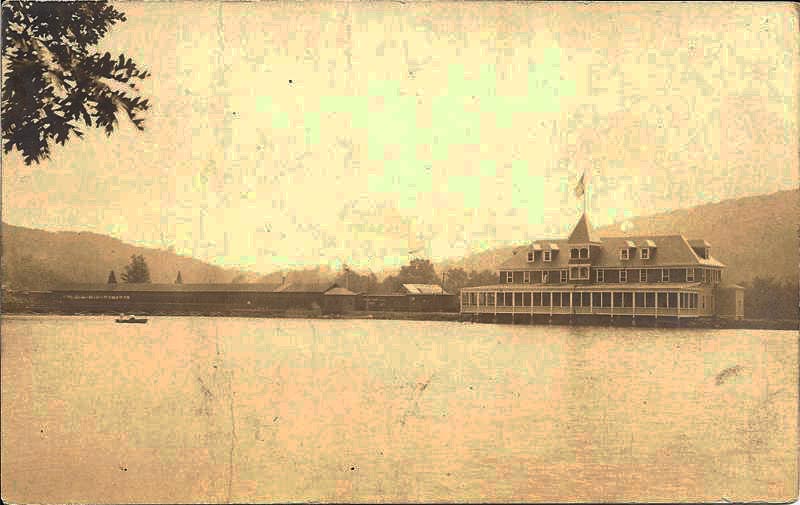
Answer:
[{"xmin": 2, "ymin": 189, "xmax": 797, "ymax": 290}]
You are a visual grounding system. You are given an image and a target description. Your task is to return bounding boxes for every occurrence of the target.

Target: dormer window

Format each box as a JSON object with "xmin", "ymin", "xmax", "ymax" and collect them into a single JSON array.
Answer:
[
  {"xmin": 640, "ymin": 247, "xmax": 650, "ymax": 260},
  {"xmin": 620, "ymin": 248, "xmax": 630, "ymax": 260},
  {"xmin": 527, "ymin": 251, "xmax": 534, "ymax": 262},
  {"xmin": 543, "ymin": 250, "xmax": 552, "ymax": 262}
]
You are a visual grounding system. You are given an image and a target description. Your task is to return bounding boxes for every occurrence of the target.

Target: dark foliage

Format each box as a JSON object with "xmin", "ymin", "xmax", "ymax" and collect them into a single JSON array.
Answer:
[
  {"xmin": 175, "ymin": 271, "xmax": 183, "ymax": 284},
  {"xmin": 443, "ymin": 267, "xmax": 499, "ymax": 295},
  {"xmin": 121, "ymin": 254, "xmax": 150, "ymax": 283},
  {"xmin": 334, "ymin": 268, "xmax": 379, "ymax": 294},
  {"xmin": 742, "ymin": 276, "xmax": 798, "ymax": 320},
  {"xmin": 107, "ymin": 269, "xmax": 116, "ymax": 284},
  {"xmin": 2, "ymin": 1, "xmax": 150, "ymax": 164}
]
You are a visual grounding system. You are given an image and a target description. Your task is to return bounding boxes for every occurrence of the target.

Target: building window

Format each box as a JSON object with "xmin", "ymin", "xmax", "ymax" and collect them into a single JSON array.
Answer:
[
  {"xmin": 527, "ymin": 251, "xmax": 534, "ymax": 262},
  {"xmin": 640, "ymin": 270, "xmax": 647, "ymax": 283},
  {"xmin": 543, "ymin": 250, "xmax": 552, "ymax": 262},
  {"xmin": 505, "ymin": 272, "xmax": 513, "ymax": 283},
  {"xmin": 580, "ymin": 247, "xmax": 589, "ymax": 259},
  {"xmin": 620, "ymin": 270, "xmax": 628, "ymax": 283},
  {"xmin": 523, "ymin": 271, "xmax": 531, "ymax": 283},
  {"xmin": 662, "ymin": 269, "xmax": 670, "ymax": 282},
  {"xmin": 640, "ymin": 247, "xmax": 650, "ymax": 259},
  {"xmin": 570, "ymin": 266, "xmax": 590, "ymax": 281},
  {"xmin": 620, "ymin": 248, "xmax": 630, "ymax": 260},
  {"xmin": 702, "ymin": 268, "xmax": 708, "ymax": 283},
  {"xmin": 542, "ymin": 271, "xmax": 549, "ymax": 283},
  {"xmin": 560, "ymin": 270, "xmax": 568, "ymax": 283},
  {"xmin": 687, "ymin": 268, "xmax": 695, "ymax": 282},
  {"xmin": 596, "ymin": 269, "xmax": 605, "ymax": 282},
  {"xmin": 570, "ymin": 248, "xmax": 579, "ymax": 259}
]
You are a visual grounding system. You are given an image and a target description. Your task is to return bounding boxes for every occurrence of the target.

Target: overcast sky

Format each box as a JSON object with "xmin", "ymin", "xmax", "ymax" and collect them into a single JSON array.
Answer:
[{"xmin": 2, "ymin": 2, "xmax": 798, "ymax": 274}]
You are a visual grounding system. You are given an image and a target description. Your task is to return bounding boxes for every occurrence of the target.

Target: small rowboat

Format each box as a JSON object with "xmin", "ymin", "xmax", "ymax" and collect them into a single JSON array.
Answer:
[{"xmin": 115, "ymin": 314, "xmax": 148, "ymax": 324}]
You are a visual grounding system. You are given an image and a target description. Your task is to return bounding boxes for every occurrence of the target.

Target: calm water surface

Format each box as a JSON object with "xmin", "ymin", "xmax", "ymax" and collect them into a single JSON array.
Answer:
[{"xmin": 1, "ymin": 315, "xmax": 796, "ymax": 502}]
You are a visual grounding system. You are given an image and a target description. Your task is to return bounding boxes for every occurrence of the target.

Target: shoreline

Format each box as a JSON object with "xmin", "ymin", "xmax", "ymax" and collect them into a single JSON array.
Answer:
[{"xmin": 2, "ymin": 308, "xmax": 796, "ymax": 331}]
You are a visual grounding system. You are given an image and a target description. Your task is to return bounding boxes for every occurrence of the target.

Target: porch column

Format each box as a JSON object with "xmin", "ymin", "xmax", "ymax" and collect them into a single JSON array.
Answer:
[
  {"xmin": 494, "ymin": 290, "xmax": 497, "ymax": 315},
  {"xmin": 530, "ymin": 291, "xmax": 534, "ymax": 316},
  {"xmin": 632, "ymin": 290, "xmax": 636, "ymax": 317},
  {"xmin": 550, "ymin": 291, "xmax": 553, "ymax": 316},
  {"xmin": 589, "ymin": 290, "xmax": 593, "ymax": 314},
  {"xmin": 654, "ymin": 291, "xmax": 658, "ymax": 318}
]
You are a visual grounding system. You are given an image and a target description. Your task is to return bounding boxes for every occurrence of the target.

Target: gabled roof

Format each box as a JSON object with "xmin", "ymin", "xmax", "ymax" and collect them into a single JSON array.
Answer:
[
  {"xmin": 401, "ymin": 284, "xmax": 449, "ymax": 295},
  {"xmin": 567, "ymin": 213, "xmax": 602, "ymax": 244},
  {"xmin": 497, "ymin": 234, "xmax": 726, "ymax": 270}
]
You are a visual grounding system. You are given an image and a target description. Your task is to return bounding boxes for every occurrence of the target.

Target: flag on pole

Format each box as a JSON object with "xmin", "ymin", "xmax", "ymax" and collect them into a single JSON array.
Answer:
[{"xmin": 574, "ymin": 171, "xmax": 586, "ymax": 198}]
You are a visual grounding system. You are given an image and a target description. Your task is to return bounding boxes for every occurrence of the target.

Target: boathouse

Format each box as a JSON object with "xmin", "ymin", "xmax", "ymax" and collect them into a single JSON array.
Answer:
[{"xmin": 460, "ymin": 212, "xmax": 744, "ymax": 322}]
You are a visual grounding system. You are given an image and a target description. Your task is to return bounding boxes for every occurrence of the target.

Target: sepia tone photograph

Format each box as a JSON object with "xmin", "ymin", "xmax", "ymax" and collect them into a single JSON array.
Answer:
[{"xmin": 1, "ymin": 1, "xmax": 798, "ymax": 503}]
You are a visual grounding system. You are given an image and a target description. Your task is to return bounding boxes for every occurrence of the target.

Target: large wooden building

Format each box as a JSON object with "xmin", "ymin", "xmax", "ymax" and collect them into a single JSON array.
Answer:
[{"xmin": 460, "ymin": 212, "xmax": 744, "ymax": 321}]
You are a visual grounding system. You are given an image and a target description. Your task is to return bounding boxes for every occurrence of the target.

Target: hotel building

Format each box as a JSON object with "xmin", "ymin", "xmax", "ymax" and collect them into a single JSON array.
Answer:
[{"xmin": 460, "ymin": 212, "xmax": 744, "ymax": 321}]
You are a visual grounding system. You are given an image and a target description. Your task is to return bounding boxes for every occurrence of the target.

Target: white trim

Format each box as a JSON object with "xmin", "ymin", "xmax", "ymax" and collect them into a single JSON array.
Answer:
[
  {"xmin": 640, "ymin": 247, "xmax": 650, "ymax": 260},
  {"xmin": 569, "ymin": 264, "xmax": 591, "ymax": 281},
  {"xmin": 523, "ymin": 271, "xmax": 531, "ymax": 283},
  {"xmin": 620, "ymin": 270, "xmax": 628, "ymax": 283},
  {"xmin": 543, "ymin": 250, "xmax": 552, "ymax": 262},
  {"xmin": 505, "ymin": 271, "xmax": 513, "ymax": 283},
  {"xmin": 639, "ymin": 269, "xmax": 647, "ymax": 282},
  {"xmin": 619, "ymin": 248, "xmax": 630, "ymax": 260},
  {"xmin": 662, "ymin": 269, "xmax": 670, "ymax": 282},
  {"xmin": 687, "ymin": 268, "xmax": 695, "ymax": 282},
  {"xmin": 596, "ymin": 269, "xmax": 605, "ymax": 282},
  {"xmin": 560, "ymin": 270, "xmax": 568, "ymax": 283},
  {"xmin": 542, "ymin": 271, "xmax": 549, "ymax": 283}
]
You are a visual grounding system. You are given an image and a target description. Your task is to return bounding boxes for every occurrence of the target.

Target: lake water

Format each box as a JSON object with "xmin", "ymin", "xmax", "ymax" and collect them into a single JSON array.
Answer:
[{"xmin": 1, "ymin": 315, "xmax": 796, "ymax": 503}]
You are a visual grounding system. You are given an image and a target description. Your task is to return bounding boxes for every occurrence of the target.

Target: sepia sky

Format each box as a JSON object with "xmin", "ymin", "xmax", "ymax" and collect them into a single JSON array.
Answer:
[{"xmin": 2, "ymin": 1, "xmax": 798, "ymax": 274}]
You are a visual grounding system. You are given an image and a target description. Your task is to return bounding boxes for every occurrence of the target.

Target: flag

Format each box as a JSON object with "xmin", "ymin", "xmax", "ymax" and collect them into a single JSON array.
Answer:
[{"xmin": 574, "ymin": 171, "xmax": 586, "ymax": 198}]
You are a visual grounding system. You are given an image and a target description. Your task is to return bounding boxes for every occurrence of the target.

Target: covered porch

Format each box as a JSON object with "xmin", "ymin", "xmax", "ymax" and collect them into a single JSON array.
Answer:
[{"xmin": 460, "ymin": 284, "xmax": 709, "ymax": 318}]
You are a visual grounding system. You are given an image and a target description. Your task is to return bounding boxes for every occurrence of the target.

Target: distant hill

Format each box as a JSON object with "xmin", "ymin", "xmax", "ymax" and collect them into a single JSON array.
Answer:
[
  {"xmin": 439, "ymin": 189, "xmax": 799, "ymax": 285},
  {"xmin": 1, "ymin": 223, "xmax": 254, "ymax": 290},
  {"xmin": 3, "ymin": 189, "xmax": 797, "ymax": 291}
]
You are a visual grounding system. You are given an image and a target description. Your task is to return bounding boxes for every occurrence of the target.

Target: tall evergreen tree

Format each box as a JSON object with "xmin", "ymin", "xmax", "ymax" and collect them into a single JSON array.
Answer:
[
  {"xmin": 121, "ymin": 254, "xmax": 150, "ymax": 283},
  {"xmin": 107, "ymin": 270, "xmax": 117, "ymax": 284},
  {"xmin": 2, "ymin": 1, "xmax": 150, "ymax": 164},
  {"xmin": 175, "ymin": 271, "xmax": 183, "ymax": 284}
]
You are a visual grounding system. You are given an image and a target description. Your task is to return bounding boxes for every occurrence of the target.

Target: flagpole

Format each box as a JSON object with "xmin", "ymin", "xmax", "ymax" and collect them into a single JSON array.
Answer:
[{"xmin": 584, "ymin": 182, "xmax": 587, "ymax": 215}]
